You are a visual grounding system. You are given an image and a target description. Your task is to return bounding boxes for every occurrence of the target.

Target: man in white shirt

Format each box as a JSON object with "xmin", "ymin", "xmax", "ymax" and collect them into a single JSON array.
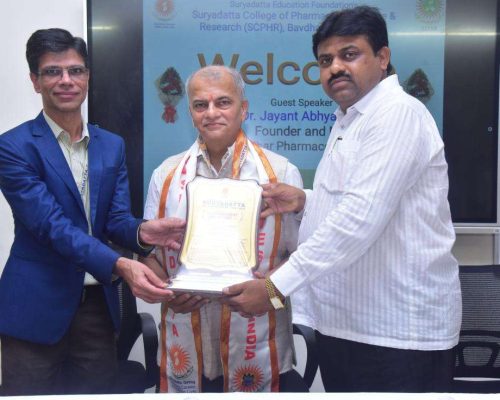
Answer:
[{"xmin": 222, "ymin": 5, "xmax": 461, "ymax": 392}]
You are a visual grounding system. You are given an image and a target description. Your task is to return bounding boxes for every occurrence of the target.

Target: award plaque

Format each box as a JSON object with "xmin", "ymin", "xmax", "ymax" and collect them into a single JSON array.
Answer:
[{"xmin": 168, "ymin": 177, "xmax": 262, "ymax": 295}]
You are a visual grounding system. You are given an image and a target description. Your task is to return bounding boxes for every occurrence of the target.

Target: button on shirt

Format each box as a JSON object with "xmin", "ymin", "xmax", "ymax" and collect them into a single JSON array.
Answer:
[
  {"xmin": 271, "ymin": 75, "xmax": 462, "ymax": 350},
  {"xmin": 43, "ymin": 112, "xmax": 96, "ymax": 285}
]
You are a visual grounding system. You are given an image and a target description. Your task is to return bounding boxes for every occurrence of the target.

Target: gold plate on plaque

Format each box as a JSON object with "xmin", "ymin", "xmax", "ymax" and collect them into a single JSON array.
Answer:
[{"xmin": 168, "ymin": 177, "xmax": 262, "ymax": 295}]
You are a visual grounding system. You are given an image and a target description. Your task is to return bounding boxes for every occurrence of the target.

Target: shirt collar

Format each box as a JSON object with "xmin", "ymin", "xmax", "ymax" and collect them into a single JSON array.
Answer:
[
  {"xmin": 196, "ymin": 135, "xmax": 235, "ymax": 171},
  {"xmin": 335, "ymin": 74, "xmax": 400, "ymax": 119},
  {"xmin": 43, "ymin": 110, "xmax": 90, "ymax": 146}
]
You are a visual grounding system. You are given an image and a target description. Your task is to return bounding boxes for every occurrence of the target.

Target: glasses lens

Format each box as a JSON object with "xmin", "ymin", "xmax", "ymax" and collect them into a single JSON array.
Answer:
[
  {"xmin": 68, "ymin": 67, "xmax": 88, "ymax": 77},
  {"xmin": 38, "ymin": 66, "xmax": 88, "ymax": 80},
  {"xmin": 41, "ymin": 67, "xmax": 63, "ymax": 77}
]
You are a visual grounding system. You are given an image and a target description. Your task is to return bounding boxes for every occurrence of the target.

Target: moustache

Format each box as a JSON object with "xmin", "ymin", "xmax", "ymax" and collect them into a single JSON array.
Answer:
[{"xmin": 328, "ymin": 72, "xmax": 350, "ymax": 86}]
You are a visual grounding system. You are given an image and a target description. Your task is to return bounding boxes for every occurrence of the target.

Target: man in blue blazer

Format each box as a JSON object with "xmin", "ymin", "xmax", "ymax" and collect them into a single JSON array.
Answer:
[{"xmin": 0, "ymin": 28, "xmax": 184, "ymax": 395}]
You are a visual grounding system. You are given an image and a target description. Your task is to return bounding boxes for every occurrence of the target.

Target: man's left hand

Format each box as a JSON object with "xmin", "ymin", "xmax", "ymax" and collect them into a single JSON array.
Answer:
[
  {"xmin": 139, "ymin": 218, "xmax": 186, "ymax": 249},
  {"xmin": 221, "ymin": 279, "xmax": 272, "ymax": 316}
]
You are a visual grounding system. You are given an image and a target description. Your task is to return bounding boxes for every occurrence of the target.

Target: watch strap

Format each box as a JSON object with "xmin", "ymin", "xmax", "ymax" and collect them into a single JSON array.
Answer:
[{"xmin": 265, "ymin": 277, "xmax": 284, "ymax": 310}]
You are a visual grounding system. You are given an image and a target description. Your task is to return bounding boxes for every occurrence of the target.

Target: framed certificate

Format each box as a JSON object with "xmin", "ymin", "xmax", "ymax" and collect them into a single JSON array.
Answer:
[{"xmin": 168, "ymin": 177, "xmax": 262, "ymax": 295}]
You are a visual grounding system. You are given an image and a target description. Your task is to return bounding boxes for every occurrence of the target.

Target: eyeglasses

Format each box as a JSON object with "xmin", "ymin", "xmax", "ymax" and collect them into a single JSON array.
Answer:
[{"xmin": 37, "ymin": 66, "xmax": 89, "ymax": 81}]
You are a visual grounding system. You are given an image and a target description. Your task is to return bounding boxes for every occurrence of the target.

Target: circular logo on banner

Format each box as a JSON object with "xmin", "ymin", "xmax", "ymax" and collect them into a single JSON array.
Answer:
[
  {"xmin": 168, "ymin": 344, "xmax": 193, "ymax": 379},
  {"xmin": 232, "ymin": 364, "xmax": 264, "ymax": 392},
  {"xmin": 155, "ymin": 0, "xmax": 175, "ymax": 20},
  {"xmin": 416, "ymin": 0, "xmax": 444, "ymax": 23}
]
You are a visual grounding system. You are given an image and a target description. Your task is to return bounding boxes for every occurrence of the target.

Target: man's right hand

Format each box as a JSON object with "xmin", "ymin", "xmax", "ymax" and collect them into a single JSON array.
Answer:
[
  {"xmin": 113, "ymin": 257, "xmax": 176, "ymax": 303},
  {"xmin": 261, "ymin": 182, "xmax": 306, "ymax": 218},
  {"xmin": 137, "ymin": 255, "xmax": 209, "ymax": 313},
  {"xmin": 166, "ymin": 293, "xmax": 210, "ymax": 314}
]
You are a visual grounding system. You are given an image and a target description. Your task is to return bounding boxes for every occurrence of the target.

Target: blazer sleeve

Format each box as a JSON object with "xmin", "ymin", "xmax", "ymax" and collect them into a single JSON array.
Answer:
[{"xmin": 0, "ymin": 133, "xmax": 120, "ymax": 284}]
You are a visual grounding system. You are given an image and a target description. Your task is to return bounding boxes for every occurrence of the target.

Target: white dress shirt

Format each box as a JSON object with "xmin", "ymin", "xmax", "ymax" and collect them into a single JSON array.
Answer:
[{"xmin": 271, "ymin": 75, "xmax": 461, "ymax": 351}]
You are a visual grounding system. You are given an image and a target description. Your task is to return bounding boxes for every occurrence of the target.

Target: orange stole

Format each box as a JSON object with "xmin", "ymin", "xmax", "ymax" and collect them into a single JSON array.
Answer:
[
  {"xmin": 157, "ymin": 132, "xmax": 282, "ymax": 392},
  {"xmin": 158, "ymin": 155, "xmax": 203, "ymax": 393}
]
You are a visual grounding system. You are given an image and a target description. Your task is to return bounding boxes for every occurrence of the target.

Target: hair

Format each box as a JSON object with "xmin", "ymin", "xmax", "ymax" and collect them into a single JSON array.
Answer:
[
  {"xmin": 185, "ymin": 65, "xmax": 246, "ymax": 102},
  {"xmin": 312, "ymin": 5, "xmax": 393, "ymax": 74},
  {"xmin": 26, "ymin": 28, "xmax": 88, "ymax": 74}
]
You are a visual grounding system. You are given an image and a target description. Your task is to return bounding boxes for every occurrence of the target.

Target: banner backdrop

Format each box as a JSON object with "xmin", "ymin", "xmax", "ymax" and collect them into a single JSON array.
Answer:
[{"xmin": 143, "ymin": 0, "xmax": 446, "ymax": 189}]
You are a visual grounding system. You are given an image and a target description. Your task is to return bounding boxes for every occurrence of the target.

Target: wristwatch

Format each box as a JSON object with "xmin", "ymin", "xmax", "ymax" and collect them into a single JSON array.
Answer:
[{"xmin": 265, "ymin": 277, "xmax": 285, "ymax": 310}]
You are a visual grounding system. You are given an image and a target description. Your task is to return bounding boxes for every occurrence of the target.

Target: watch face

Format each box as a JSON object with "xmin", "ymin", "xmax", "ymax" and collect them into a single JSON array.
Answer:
[{"xmin": 270, "ymin": 297, "xmax": 284, "ymax": 310}]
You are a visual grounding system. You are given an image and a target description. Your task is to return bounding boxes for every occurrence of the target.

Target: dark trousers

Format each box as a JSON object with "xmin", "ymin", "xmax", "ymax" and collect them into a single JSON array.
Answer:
[
  {"xmin": 1, "ymin": 285, "xmax": 117, "ymax": 396},
  {"xmin": 202, "ymin": 369, "xmax": 309, "ymax": 392},
  {"xmin": 316, "ymin": 332, "xmax": 455, "ymax": 392}
]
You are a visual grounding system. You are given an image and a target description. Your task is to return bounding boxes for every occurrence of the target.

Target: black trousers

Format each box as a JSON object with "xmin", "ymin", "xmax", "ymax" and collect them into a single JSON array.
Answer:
[
  {"xmin": 316, "ymin": 332, "xmax": 455, "ymax": 392},
  {"xmin": 1, "ymin": 285, "xmax": 117, "ymax": 396}
]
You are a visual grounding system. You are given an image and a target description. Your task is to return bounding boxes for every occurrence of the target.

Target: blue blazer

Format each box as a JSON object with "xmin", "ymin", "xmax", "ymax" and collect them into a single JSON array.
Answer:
[{"xmin": 0, "ymin": 112, "xmax": 144, "ymax": 344}]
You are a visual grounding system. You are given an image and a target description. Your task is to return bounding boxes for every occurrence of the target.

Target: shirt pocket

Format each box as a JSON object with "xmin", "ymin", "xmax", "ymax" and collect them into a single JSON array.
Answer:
[{"xmin": 318, "ymin": 138, "xmax": 361, "ymax": 193}]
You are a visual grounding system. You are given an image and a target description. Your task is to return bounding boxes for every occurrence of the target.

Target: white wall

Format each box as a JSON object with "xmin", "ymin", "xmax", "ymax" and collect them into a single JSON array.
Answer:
[
  {"xmin": 0, "ymin": 0, "xmax": 85, "ymax": 262},
  {"xmin": 0, "ymin": 0, "xmax": 496, "ymax": 393}
]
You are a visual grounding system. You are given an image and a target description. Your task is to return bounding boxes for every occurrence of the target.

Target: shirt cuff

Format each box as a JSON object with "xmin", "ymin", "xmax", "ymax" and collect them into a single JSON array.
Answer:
[{"xmin": 270, "ymin": 260, "xmax": 305, "ymax": 298}]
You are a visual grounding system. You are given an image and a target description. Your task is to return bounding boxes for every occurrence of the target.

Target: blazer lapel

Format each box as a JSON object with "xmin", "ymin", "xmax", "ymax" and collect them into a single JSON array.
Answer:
[
  {"xmin": 87, "ymin": 125, "xmax": 102, "ymax": 229},
  {"xmin": 34, "ymin": 113, "xmax": 86, "ymax": 216}
]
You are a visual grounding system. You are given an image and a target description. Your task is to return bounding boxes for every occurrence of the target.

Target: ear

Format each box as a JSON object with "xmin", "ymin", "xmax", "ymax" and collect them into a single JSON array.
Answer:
[
  {"xmin": 377, "ymin": 46, "xmax": 391, "ymax": 72},
  {"xmin": 30, "ymin": 72, "xmax": 41, "ymax": 93}
]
